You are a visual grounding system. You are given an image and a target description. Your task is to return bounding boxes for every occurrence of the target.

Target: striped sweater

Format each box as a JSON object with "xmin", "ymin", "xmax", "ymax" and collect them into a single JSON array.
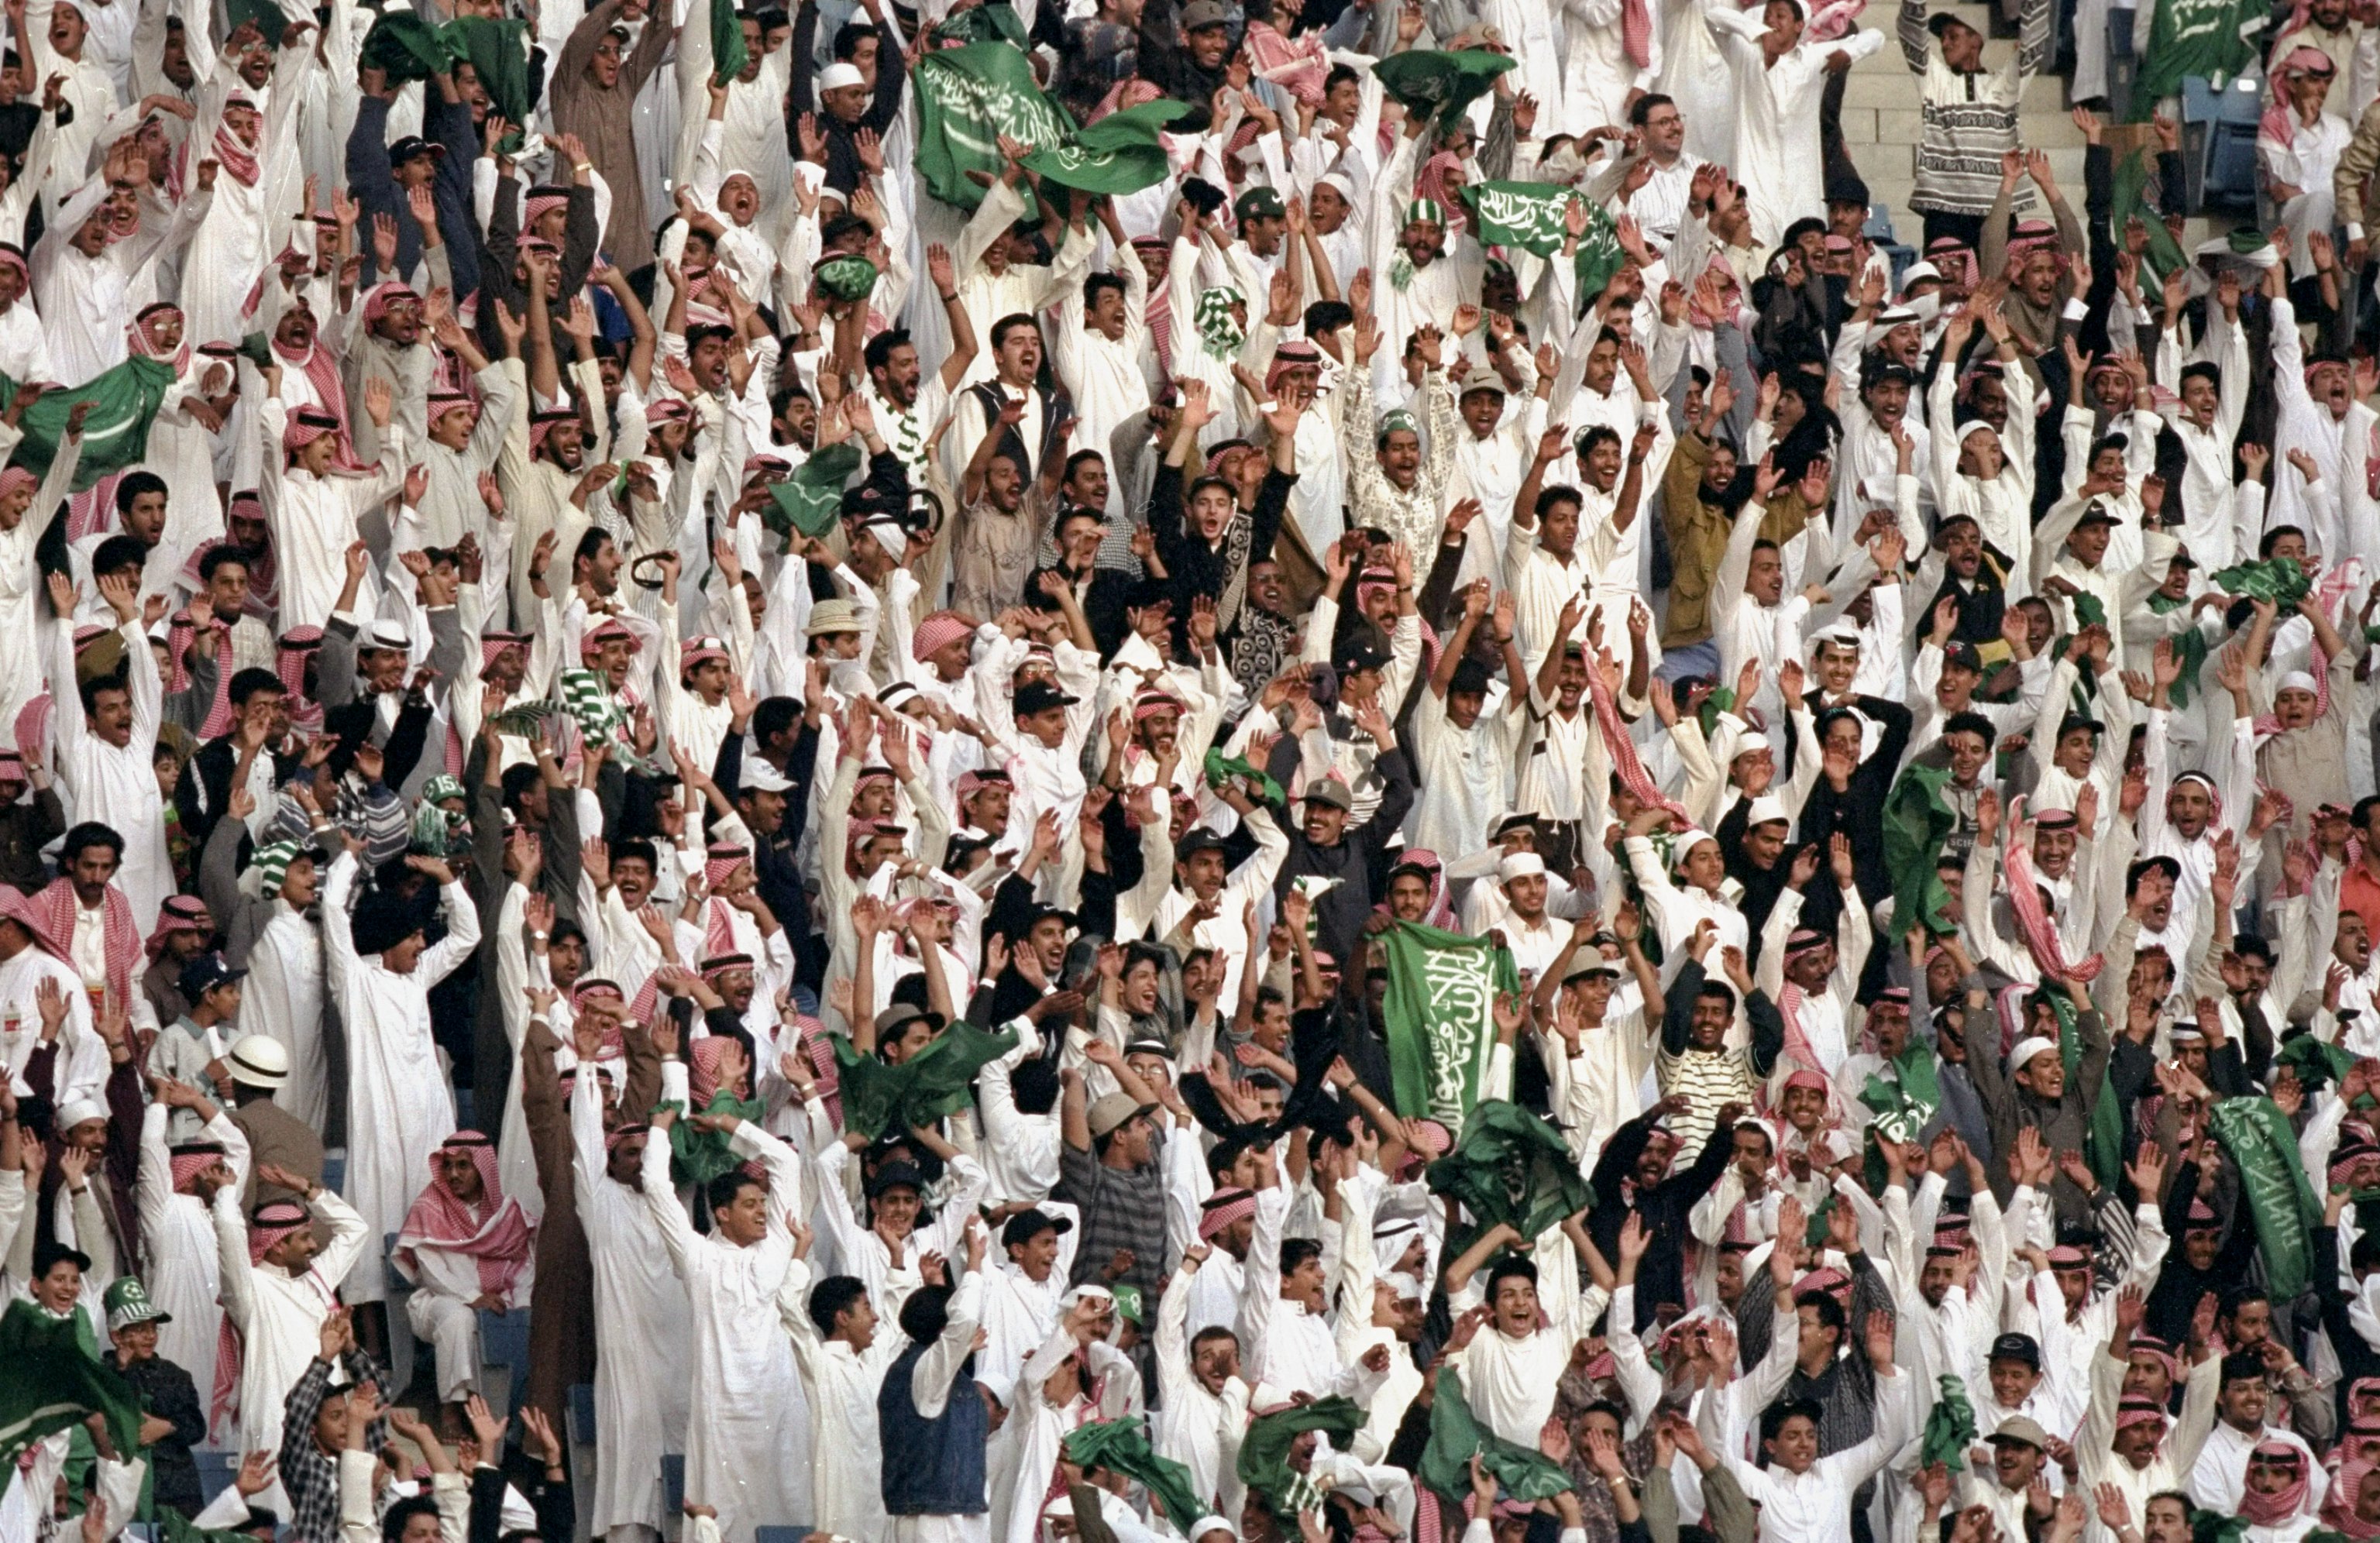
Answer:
[{"xmin": 1899, "ymin": 0, "xmax": 2054, "ymax": 216}]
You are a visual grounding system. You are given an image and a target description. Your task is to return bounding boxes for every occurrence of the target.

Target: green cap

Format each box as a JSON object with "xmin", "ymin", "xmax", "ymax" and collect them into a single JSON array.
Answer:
[
  {"xmin": 814, "ymin": 253, "xmax": 881, "ymax": 303},
  {"xmin": 104, "ymin": 1276, "xmax": 170, "ymax": 1332},
  {"xmin": 1233, "ymin": 185, "xmax": 1286, "ymax": 224},
  {"xmin": 1109, "ymin": 1282, "xmax": 1144, "ymax": 1325}
]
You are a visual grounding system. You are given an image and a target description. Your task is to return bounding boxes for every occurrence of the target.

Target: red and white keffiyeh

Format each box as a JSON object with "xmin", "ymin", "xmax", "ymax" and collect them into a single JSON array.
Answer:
[{"xmin": 393, "ymin": 1131, "xmax": 535, "ymax": 1297}]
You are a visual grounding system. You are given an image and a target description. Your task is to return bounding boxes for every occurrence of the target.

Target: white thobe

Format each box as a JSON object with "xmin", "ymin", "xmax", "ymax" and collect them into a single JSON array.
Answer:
[
  {"xmin": 259, "ymin": 398, "xmax": 409, "ymax": 636},
  {"xmin": 643, "ymin": 1122, "xmax": 812, "ymax": 1543},
  {"xmin": 783, "ymin": 1280, "xmax": 899, "ymax": 1543},
  {"xmin": 214, "ymin": 1182, "xmax": 372, "ymax": 1465},
  {"xmin": 48, "ymin": 613, "xmax": 172, "ymax": 929},
  {"xmin": 137, "ymin": 1102, "xmax": 251, "ymax": 1418},
  {"xmin": 571, "ymin": 1054, "xmax": 692, "ymax": 1543},
  {"xmin": 323, "ymin": 851, "xmax": 480, "ymax": 1303}
]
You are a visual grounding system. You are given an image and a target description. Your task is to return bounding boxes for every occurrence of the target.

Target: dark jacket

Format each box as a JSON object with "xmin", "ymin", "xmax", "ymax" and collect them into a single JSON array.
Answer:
[
  {"xmin": 1588, "ymin": 1095, "xmax": 1741, "ymax": 1332},
  {"xmin": 1147, "ymin": 465, "xmax": 1295, "ymax": 626},
  {"xmin": 1263, "ymin": 736, "xmax": 1415, "ymax": 967},
  {"xmin": 788, "ymin": 0, "xmax": 906, "ymax": 196},
  {"xmin": 0, "ymin": 786, "xmax": 65, "ymax": 893},
  {"xmin": 115, "ymin": 1352, "xmax": 206, "ymax": 1515},
  {"xmin": 346, "ymin": 91, "xmax": 482, "ymax": 302}
]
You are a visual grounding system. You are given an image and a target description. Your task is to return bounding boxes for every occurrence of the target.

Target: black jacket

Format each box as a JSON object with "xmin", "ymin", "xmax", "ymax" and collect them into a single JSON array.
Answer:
[{"xmin": 114, "ymin": 1352, "xmax": 206, "ymax": 1515}]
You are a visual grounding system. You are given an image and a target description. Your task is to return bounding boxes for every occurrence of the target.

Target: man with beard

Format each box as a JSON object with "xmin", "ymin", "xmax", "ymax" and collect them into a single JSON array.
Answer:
[
  {"xmin": 175, "ymin": 663, "xmax": 298, "ymax": 856},
  {"xmin": 861, "ymin": 287, "xmax": 979, "ymax": 490},
  {"xmin": 504, "ymin": 384, "xmax": 608, "ymax": 626}
]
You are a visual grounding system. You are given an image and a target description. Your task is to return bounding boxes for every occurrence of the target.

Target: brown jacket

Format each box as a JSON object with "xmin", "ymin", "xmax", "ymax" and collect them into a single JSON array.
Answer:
[
  {"xmin": 229, "ymin": 1096, "xmax": 325, "ymax": 1211},
  {"xmin": 548, "ymin": 0, "xmax": 672, "ymax": 270}
]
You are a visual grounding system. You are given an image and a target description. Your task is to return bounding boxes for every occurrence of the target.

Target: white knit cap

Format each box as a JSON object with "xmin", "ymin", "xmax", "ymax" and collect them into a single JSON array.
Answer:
[
  {"xmin": 1744, "ymin": 795, "xmax": 1791, "ymax": 828},
  {"xmin": 819, "ymin": 61, "xmax": 865, "ymax": 91},
  {"xmin": 2008, "ymin": 1036, "xmax": 2059, "ymax": 1072},
  {"xmin": 1498, "ymin": 851, "xmax": 1546, "ymax": 884},
  {"xmin": 56, "ymin": 1097, "xmax": 106, "ymax": 1130},
  {"xmin": 2277, "ymin": 670, "xmax": 2320, "ymax": 696}
]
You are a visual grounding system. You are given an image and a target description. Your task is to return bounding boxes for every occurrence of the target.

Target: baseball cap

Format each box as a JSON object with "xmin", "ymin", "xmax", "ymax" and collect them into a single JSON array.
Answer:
[
  {"xmin": 1000, "ymin": 1207, "xmax": 1075, "ymax": 1249},
  {"xmin": 1014, "ymin": 680, "xmax": 1080, "ymax": 717},
  {"xmin": 1181, "ymin": 0, "xmax": 1230, "ymax": 26},
  {"xmin": 1987, "ymin": 1414, "xmax": 2051, "ymax": 1448},
  {"xmin": 738, "ymin": 758, "xmax": 794, "ymax": 794},
  {"xmin": 1303, "ymin": 779, "xmax": 1353, "ymax": 811},
  {"xmin": 178, "ymin": 951, "xmax": 248, "ymax": 1005},
  {"xmin": 104, "ymin": 1276, "xmax": 172, "ymax": 1332},
  {"xmin": 387, "ymin": 136, "xmax": 444, "ymax": 166},
  {"xmin": 1989, "ymin": 1332, "xmax": 2041, "ymax": 1369}
]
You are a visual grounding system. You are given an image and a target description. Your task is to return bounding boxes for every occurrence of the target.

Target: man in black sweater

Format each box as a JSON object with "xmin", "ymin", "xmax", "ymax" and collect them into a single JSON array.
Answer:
[
  {"xmin": 789, "ymin": 0, "xmax": 907, "ymax": 197},
  {"xmin": 1264, "ymin": 699, "xmax": 1415, "ymax": 969},
  {"xmin": 1588, "ymin": 1089, "xmax": 1750, "ymax": 1332}
]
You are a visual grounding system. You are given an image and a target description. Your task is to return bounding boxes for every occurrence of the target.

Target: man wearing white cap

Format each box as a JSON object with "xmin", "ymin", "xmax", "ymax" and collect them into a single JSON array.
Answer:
[
  {"xmin": 2136, "ymin": 643, "xmax": 2258, "ymax": 955},
  {"xmin": 1967, "ymin": 982, "xmax": 2110, "ymax": 1222},
  {"xmin": 1491, "ymin": 851, "xmax": 1567, "ymax": 982},
  {"xmin": 1624, "ymin": 810, "xmax": 1749, "ymax": 991}
]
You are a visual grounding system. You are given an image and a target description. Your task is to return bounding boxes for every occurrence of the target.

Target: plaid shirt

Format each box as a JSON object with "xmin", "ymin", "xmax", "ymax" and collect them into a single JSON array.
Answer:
[
  {"xmin": 280, "ymin": 1349, "xmax": 390, "ymax": 1543},
  {"xmin": 1058, "ymin": 1139, "xmax": 1169, "ymax": 1297}
]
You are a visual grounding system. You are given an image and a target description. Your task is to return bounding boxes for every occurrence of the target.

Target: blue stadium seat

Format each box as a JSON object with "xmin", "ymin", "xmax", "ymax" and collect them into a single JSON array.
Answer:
[
  {"xmin": 755, "ymin": 1528, "xmax": 810, "ymax": 1543},
  {"xmin": 661, "ymin": 1454, "xmax": 686, "ymax": 1518},
  {"xmin": 194, "ymin": 1449, "xmax": 238, "ymax": 1504},
  {"xmin": 318, "ymin": 1152, "xmax": 344, "ymax": 1195},
  {"xmin": 2182, "ymin": 73, "xmax": 2265, "ymax": 213},
  {"xmin": 476, "ymin": 1307, "xmax": 533, "ymax": 1413}
]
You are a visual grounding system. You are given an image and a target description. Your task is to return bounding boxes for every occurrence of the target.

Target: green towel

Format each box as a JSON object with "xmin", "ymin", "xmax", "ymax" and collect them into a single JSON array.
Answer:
[
  {"xmin": 2110, "ymin": 149, "xmax": 2189, "ymax": 280},
  {"xmin": 1883, "ymin": 762, "xmax": 1957, "ymax": 940},
  {"xmin": 706, "ymin": 0, "xmax": 749, "ymax": 85},
  {"xmin": 1921, "ymin": 1374, "xmax": 1978, "ymax": 1471},
  {"xmin": 763, "ymin": 442, "xmax": 864, "ymax": 538},
  {"xmin": 360, "ymin": 11, "xmax": 454, "ymax": 81},
  {"xmin": 661, "ymin": 1091, "xmax": 769, "ymax": 1187},
  {"xmin": 1424, "ymin": 1098, "xmax": 1591, "ymax": 1254},
  {"xmin": 1416, "ymin": 1366, "xmax": 1575, "ymax": 1503},
  {"xmin": 831, "ymin": 1022, "xmax": 1020, "ymax": 1143},
  {"xmin": 1201, "ymin": 747, "xmax": 1285, "ymax": 807},
  {"xmin": 1236, "ymin": 1397, "xmax": 1366, "ymax": 1518},
  {"xmin": 441, "ymin": 18, "xmax": 530, "ymax": 151},
  {"xmin": 1063, "ymin": 1418, "xmax": 1206, "ymax": 1531},
  {"xmin": 2209, "ymin": 556, "xmax": 2312, "ymax": 608},
  {"xmin": 1372, "ymin": 48, "xmax": 1513, "ymax": 129}
]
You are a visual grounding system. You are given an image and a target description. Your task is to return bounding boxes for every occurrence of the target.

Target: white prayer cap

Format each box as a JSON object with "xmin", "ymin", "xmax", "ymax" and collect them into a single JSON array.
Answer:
[
  {"xmin": 1498, "ymin": 851, "xmax": 1546, "ymax": 884},
  {"xmin": 1188, "ymin": 1520, "xmax": 1238, "ymax": 1542},
  {"xmin": 1317, "ymin": 170, "xmax": 1356, "ymax": 204},
  {"xmin": 1956, "ymin": 418, "xmax": 2000, "ymax": 446},
  {"xmin": 2277, "ymin": 670, "xmax": 2320, "ymax": 696},
  {"xmin": 1670, "ymin": 829, "xmax": 1718, "ymax": 871},
  {"xmin": 1061, "ymin": 1283, "xmax": 1116, "ymax": 1309},
  {"xmin": 1732, "ymin": 730, "xmax": 1773, "ymax": 756},
  {"xmin": 2008, "ymin": 1036, "xmax": 2059, "ymax": 1072},
  {"xmin": 1385, "ymin": 1270, "xmax": 1424, "ymax": 1302},
  {"xmin": 819, "ymin": 61, "xmax": 865, "ymax": 91},
  {"xmin": 56, "ymin": 1097, "xmax": 105, "ymax": 1130},
  {"xmin": 1744, "ymin": 795, "xmax": 1791, "ymax": 829}
]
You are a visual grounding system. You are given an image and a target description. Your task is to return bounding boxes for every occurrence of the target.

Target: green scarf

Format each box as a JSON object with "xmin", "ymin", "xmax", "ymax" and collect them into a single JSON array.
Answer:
[
  {"xmin": 2045, "ymin": 991, "xmax": 2123, "ymax": 1188},
  {"xmin": 763, "ymin": 442, "xmax": 865, "ymax": 539},
  {"xmin": 1921, "ymin": 1373, "xmax": 1978, "ymax": 1471},
  {"xmin": 2208, "ymin": 557, "xmax": 2311, "ymax": 608},
  {"xmin": 1063, "ymin": 1419, "xmax": 1206, "ymax": 1531},
  {"xmin": 2143, "ymin": 592, "xmax": 2209, "ymax": 706},
  {"xmin": 1372, "ymin": 48, "xmax": 1514, "ymax": 129},
  {"xmin": 1202, "ymin": 747, "xmax": 1285, "ymax": 808},
  {"xmin": 0, "ymin": 1300, "xmax": 142, "ymax": 1493},
  {"xmin": 1416, "ymin": 1366, "xmax": 1575, "ymax": 1503},
  {"xmin": 1236, "ymin": 1398, "xmax": 1367, "ymax": 1517},
  {"xmin": 1193, "ymin": 287, "xmax": 1244, "ymax": 359},
  {"xmin": 831, "ymin": 1022, "xmax": 1021, "ymax": 1143}
]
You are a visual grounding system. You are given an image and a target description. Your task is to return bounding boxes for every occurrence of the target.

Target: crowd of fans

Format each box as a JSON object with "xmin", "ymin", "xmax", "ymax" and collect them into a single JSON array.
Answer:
[{"xmin": 5, "ymin": 4, "xmax": 2380, "ymax": 1543}]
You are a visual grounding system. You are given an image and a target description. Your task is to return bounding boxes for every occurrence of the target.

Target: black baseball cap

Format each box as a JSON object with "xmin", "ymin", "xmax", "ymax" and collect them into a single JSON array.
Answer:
[{"xmin": 178, "ymin": 952, "xmax": 249, "ymax": 1004}]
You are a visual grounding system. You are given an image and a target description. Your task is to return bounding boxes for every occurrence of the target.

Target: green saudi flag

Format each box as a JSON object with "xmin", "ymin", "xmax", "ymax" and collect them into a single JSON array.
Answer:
[
  {"xmin": 1023, "ymin": 97, "xmax": 1189, "ymax": 198},
  {"xmin": 2207, "ymin": 1095, "xmax": 2323, "ymax": 1297},
  {"xmin": 1373, "ymin": 47, "xmax": 1512, "ymax": 129},
  {"xmin": 1882, "ymin": 762, "xmax": 1958, "ymax": 941},
  {"xmin": 360, "ymin": 10, "xmax": 452, "ymax": 80},
  {"xmin": 1424, "ymin": 1099, "xmax": 1591, "ymax": 1250},
  {"xmin": 0, "ymin": 357, "xmax": 177, "ymax": 493},
  {"xmin": 913, "ymin": 42, "xmax": 1076, "ymax": 212},
  {"xmin": 0, "ymin": 1300, "xmax": 143, "ymax": 1493},
  {"xmin": 2110, "ymin": 149, "xmax": 2188, "ymax": 281},
  {"xmin": 2132, "ymin": 0, "xmax": 2260, "ymax": 112},
  {"xmin": 1457, "ymin": 180, "xmax": 1629, "ymax": 298},
  {"xmin": 1378, "ymin": 919, "xmax": 1518, "ymax": 1136},
  {"xmin": 932, "ymin": 2, "xmax": 1027, "ymax": 46}
]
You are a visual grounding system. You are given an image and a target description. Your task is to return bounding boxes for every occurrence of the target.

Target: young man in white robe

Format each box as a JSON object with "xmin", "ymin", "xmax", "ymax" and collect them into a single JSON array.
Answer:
[
  {"xmin": 213, "ymin": 1163, "xmax": 371, "ymax": 1490},
  {"xmin": 641, "ymin": 1105, "xmax": 813, "ymax": 1543},
  {"xmin": 43, "ymin": 569, "xmax": 174, "ymax": 930},
  {"xmin": 322, "ymin": 846, "xmax": 481, "ymax": 1308},
  {"xmin": 784, "ymin": 1269, "xmax": 899, "ymax": 1543},
  {"xmin": 135, "ymin": 1079, "xmax": 252, "ymax": 1418}
]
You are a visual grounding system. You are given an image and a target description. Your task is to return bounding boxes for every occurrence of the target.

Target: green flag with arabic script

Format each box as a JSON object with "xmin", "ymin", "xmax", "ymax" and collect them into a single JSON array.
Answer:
[
  {"xmin": 1378, "ymin": 919, "xmax": 1518, "ymax": 1136},
  {"xmin": 913, "ymin": 42, "xmax": 1077, "ymax": 212}
]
